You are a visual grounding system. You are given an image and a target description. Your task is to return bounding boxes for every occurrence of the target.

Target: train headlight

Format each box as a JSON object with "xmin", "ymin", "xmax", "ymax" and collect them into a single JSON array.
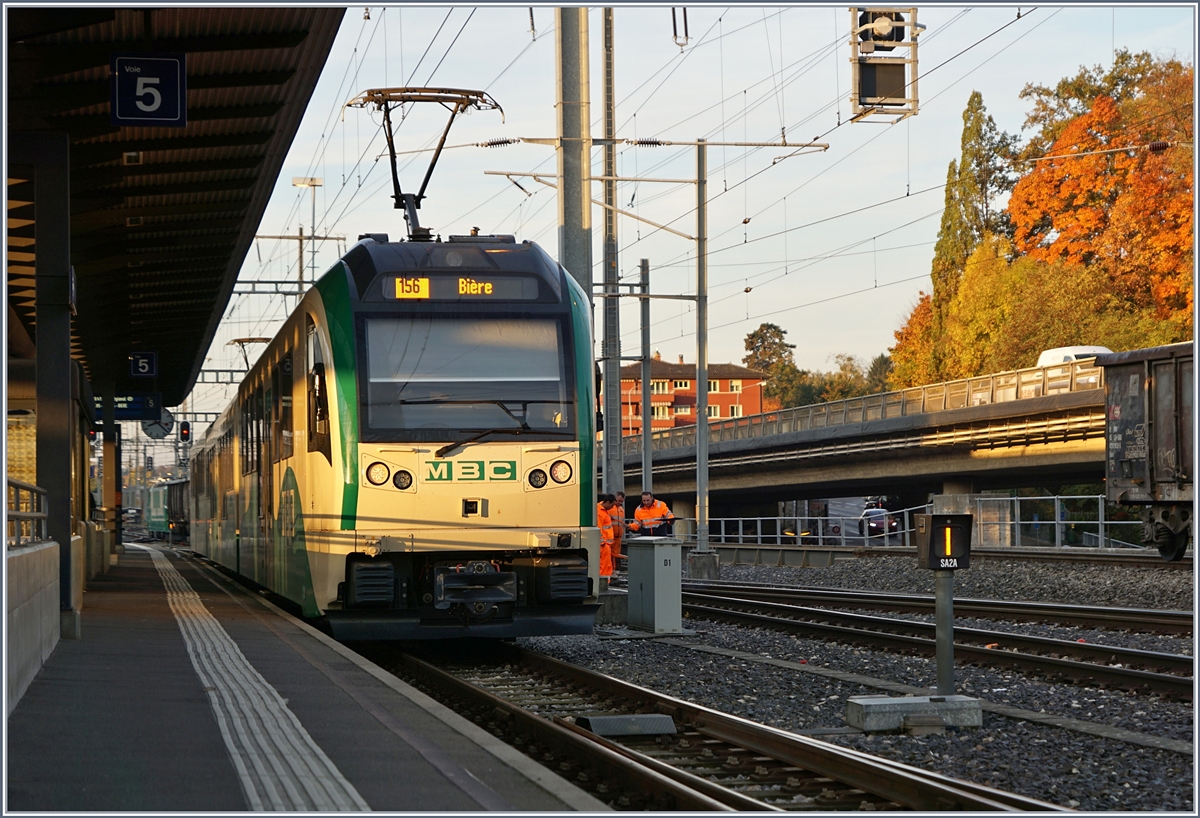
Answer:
[
  {"xmin": 392, "ymin": 470, "xmax": 413, "ymax": 490},
  {"xmin": 549, "ymin": 460, "xmax": 573, "ymax": 484},
  {"xmin": 365, "ymin": 462, "xmax": 390, "ymax": 485},
  {"xmin": 528, "ymin": 469, "xmax": 548, "ymax": 488}
]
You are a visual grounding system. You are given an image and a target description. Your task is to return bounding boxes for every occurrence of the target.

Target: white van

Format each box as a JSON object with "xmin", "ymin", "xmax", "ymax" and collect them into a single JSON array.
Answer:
[{"xmin": 1036, "ymin": 346, "xmax": 1113, "ymax": 367}]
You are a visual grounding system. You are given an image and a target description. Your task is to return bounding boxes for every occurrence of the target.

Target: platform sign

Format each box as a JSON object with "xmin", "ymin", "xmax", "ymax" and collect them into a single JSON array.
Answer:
[
  {"xmin": 93, "ymin": 393, "xmax": 162, "ymax": 421},
  {"xmin": 110, "ymin": 54, "xmax": 187, "ymax": 127},
  {"xmin": 130, "ymin": 351, "xmax": 158, "ymax": 378}
]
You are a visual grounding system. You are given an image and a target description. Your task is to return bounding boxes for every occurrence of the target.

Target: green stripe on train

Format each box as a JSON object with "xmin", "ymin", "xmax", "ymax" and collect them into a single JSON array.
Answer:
[
  {"xmin": 565, "ymin": 272, "xmax": 596, "ymax": 527},
  {"xmin": 316, "ymin": 262, "xmax": 360, "ymax": 530}
]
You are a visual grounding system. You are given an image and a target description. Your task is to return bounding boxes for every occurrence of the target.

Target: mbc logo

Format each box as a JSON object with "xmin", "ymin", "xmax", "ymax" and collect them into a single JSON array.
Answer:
[{"xmin": 424, "ymin": 461, "xmax": 517, "ymax": 482}]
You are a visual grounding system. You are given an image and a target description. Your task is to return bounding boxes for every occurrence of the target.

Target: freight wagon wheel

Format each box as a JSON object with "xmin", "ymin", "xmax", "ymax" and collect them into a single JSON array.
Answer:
[{"xmin": 1155, "ymin": 524, "xmax": 1190, "ymax": 562}]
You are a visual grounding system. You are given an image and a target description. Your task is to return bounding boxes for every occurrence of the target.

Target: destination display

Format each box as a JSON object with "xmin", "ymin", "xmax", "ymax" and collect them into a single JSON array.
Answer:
[
  {"xmin": 92, "ymin": 393, "xmax": 162, "ymax": 421},
  {"xmin": 388, "ymin": 275, "xmax": 539, "ymax": 301}
]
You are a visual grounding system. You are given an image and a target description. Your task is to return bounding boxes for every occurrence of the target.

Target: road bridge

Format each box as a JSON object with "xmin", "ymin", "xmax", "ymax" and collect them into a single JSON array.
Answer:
[{"xmin": 618, "ymin": 360, "xmax": 1107, "ymax": 511}]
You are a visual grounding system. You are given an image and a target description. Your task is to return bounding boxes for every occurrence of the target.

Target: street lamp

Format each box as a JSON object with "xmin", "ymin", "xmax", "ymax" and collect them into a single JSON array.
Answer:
[{"xmin": 292, "ymin": 177, "xmax": 323, "ymax": 290}]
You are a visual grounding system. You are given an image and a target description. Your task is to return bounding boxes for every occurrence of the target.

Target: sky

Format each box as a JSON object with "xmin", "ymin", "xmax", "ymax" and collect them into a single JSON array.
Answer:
[{"xmin": 188, "ymin": 3, "xmax": 1196, "ymax": 422}]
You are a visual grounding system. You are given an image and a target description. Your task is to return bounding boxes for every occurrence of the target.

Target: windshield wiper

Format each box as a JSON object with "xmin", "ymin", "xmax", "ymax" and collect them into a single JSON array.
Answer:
[
  {"xmin": 395, "ymin": 399, "xmax": 536, "ymax": 428},
  {"xmin": 435, "ymin": 428, "xmax": 574, "ymax": 458}
]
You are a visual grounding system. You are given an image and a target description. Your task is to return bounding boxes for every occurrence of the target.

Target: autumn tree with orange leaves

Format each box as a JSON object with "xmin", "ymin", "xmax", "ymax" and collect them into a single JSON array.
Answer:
[
  {"xmin": 1008, "ymin": 69, "xmax": 1193, "ymax": 328},
  {"xmin": 889, "ymin": 53, "xmax": 1193, "ymax": 389}
]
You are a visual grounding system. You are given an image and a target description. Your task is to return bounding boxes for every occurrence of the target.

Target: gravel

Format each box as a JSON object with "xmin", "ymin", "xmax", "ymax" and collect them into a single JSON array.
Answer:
[{"xmin": 521, "ymin": 556, "xmax": 1195, "ymax": 811}]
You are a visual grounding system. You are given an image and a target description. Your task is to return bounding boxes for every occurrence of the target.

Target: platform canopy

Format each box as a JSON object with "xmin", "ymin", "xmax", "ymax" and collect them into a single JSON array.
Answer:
[{"xmin": 7, "ymin": 7, "xmax": 345, "ymax": 406}]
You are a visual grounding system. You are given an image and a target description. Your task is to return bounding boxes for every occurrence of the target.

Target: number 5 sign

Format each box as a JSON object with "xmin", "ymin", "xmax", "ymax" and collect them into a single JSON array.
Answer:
[
  {"xmin": 110, "ymin": 54, "xmax": 187, "ymax": 127},
  {"xmin": 130, "ymin": 351, "xmax": 158, "ymax": 378}
]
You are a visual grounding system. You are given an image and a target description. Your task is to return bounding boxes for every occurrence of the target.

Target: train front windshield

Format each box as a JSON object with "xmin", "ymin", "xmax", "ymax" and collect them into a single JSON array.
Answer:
[{"xmin": 362, "ymin": 317, "xmax": 574, "ymax": 440}]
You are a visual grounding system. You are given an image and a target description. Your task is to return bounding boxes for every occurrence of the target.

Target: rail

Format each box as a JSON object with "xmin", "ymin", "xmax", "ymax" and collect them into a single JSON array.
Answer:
[
  {"xmin": 7, "ymin": 477, "xmax": 49, "ymax": 548},
  {"xmin": 622, "ymin": 358, "xmax": 1104, "ymax": 455}
]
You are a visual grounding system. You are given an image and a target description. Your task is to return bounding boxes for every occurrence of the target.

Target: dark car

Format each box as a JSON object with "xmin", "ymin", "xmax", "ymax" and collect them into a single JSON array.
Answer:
[{"xmin": 858, "ymin": 507, "xmax": 898, "ymax": 538}]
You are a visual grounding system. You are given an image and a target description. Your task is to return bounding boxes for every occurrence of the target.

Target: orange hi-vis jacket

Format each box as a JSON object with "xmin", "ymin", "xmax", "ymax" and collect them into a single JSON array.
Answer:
[
  {"xmin": 630, "ymin": 499, "xmax": 674, "ymax": 532},
  {"xmin": 610, "ymin": 503, "xmax": 625, "ymax": 557},
  {"xmin": 597, "ymin": 503, "xmax": 615, "ymax": 577},
  {"xmin": 597, "ymin": 503, "xmax": 615, "ymax": 544}
]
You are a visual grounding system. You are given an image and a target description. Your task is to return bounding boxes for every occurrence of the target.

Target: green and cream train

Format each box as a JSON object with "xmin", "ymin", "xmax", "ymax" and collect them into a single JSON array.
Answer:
[{"xmin": 189, "ymin": 233, "xmax": 601, "ymax": 639}]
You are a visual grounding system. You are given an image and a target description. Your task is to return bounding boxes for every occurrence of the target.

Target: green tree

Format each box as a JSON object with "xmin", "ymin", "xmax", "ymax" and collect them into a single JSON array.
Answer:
[
  {"xmin": 820, "ymin": 354, "xmax": 868, "ymax": 401},
  {"xmin": 865, "ymin": 354, "xmax": 893, "ymax": 393},
  {"xmin": 770, "ymin": 361, "xmax": 825, "ymax": 407},
  {"xmin": 991, "ymin": 257, "xmax": 1189, "ymax": 369},
  {"xmin": 743, "ymin": 322, "xmax": 798, "ymax": 406},
  {"xmin": 941, "ymin": 234, "xmax": 1021, "ymax": 378},
  {"xmin": 742, "ymin": 322, "xmax": 796, "ymax": 373},
  {"xmin": 929, "ymin": 92, "xmax": 1018, "ymax": 378}
]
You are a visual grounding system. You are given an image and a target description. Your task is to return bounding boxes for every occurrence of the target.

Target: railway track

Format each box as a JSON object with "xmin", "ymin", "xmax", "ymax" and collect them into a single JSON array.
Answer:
[
  {"xmin": 679, "ymin": 593, "xmax": 1194, "ymax": 698},
  {"xmin": 868, "ymin": 546, "xmax": 1193, "ymax": 569},
  {"xmin": 675, "ymin": 580, "xmax": 1194, "ymax": 634},
  {"xmin": 356, "ymin": 642, "xmax": 1065, "ymax": 812},
  {"xmin": 704, "ymin": 544, "xmax": 1192, "ymax": 570}
]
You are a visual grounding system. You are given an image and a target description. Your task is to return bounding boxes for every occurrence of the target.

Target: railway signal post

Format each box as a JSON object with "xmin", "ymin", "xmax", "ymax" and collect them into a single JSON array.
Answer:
[
  {"xmin": 846, "ymin": 514, "xmax": 980, "ymax": 734},
  {"xmin": 915, "ymin": 513, "xmax": 972, "ymax": 695}
]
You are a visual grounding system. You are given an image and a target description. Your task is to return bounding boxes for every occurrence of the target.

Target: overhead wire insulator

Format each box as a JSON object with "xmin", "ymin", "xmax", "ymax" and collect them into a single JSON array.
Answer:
[
  {"xmin": 1147, "ymin": 141, "xmax": 1171, "ymax": 153},
  {"xmin": 628, "ymin": 138, "xmax": 664, "ymax": 147},
  {"xmin": 478, "ymin": 138, "xmax": 519, "ymax": 148}
]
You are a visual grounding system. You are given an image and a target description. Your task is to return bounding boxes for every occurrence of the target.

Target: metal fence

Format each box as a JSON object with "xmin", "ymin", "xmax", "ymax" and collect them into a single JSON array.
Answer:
[
  {"xmin": 661, "ymin": 496, "xmax": 1145, "ymax": 551},
  {"xmin": 622, "ymin": 359, "xmax": 1104, "ymax": 455},
  {"xmin": 970, "ymin": 495, "xmax": 1144, "ymax": 549},
  {"xmin": 667, "ymin": 505, "xmax": 934, "ymax": 549},
  {"xmin": 7, "ymin": 477, "xmax": 49, "ymax": 548}
]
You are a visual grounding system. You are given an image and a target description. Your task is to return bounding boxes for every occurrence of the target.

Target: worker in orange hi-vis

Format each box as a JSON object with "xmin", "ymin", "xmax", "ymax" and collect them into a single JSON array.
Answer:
[
  {"xmin": 597, "ymin": 494, "xmax": 617, "ymax": 578},
  {"xmin": 629, "ymin": 491, "xmax": 675, "ymax": 537},
  {"xmin": 611, "ymin": 491, "xmax": 627, "ymax": 560}
]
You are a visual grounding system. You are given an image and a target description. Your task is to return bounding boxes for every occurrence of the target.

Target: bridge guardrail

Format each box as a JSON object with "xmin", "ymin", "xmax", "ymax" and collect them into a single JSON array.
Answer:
[
  {"xmin": 621, "ymin": 359, "xmax": 1104, "ymax": 455},
  {"xmin": 7, "ymin": 477, "xmax": 49, "ymax": 549}
]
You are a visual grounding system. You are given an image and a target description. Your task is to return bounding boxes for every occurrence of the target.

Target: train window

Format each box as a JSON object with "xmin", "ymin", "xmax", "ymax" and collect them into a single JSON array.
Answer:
[
  {"xmin": 253, "ymin": 392, "xmax": 261, "ymax": 472},
  {"xmin": 361, "ymin": 316, "xmax": 574, "ymax": 440},
  {"xmin": 279, "ymin": 350, "xmax": 294, "ymax": 460},
  {"xmin": 240, "ymin": 396, "xmax": 253, "ymax": 474},
  {"xmin": 307, "ymin": 316, "xmax": 332, "ymax": 462}
]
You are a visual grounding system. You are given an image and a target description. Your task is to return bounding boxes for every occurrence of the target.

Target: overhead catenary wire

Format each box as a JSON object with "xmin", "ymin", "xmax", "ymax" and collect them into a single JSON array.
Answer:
[{"xmin": 600, "ymin": 8, "xmax": 1054, "ymax": 355}]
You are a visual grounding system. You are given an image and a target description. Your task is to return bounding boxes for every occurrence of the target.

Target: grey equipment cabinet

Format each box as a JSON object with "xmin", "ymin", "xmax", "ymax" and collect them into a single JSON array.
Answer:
[{"xmin": 625, "ymin": 537, "xmax": 682, "ymax": 633}]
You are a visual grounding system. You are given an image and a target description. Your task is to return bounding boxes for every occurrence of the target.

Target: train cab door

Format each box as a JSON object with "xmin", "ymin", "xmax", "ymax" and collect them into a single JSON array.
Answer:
[{"xmin": 305, "ymin": 315, "xmax": 333, "ymax": 497}]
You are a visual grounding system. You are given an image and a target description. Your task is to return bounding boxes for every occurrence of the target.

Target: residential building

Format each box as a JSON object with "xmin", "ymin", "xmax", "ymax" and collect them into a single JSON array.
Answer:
[{"xmin": 608, "ymin": 353, "xmax": 766, "ymax": 436}]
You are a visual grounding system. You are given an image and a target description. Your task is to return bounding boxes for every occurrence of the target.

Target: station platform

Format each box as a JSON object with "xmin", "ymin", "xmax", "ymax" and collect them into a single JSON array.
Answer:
[{"xmin": 6, "ymin": 544, "xmax": 607, "ymax": 812}]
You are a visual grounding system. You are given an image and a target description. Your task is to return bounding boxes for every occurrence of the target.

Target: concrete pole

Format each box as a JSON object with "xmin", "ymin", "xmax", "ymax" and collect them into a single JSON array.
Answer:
[
  {"xmin": 102, "ymin": 384, "xmax": 117, "ymax": 537},
  {"xmin": 695, "ymin": 139, "xmax": 710, "ymax": 553},
  {"xmin": 640, "ymin": 259, "xmax": 652, "ymax": 493},
  {"xmin": 601, "ymin": 7, "xmax": 624, "ymax": 497},
  {"xmin": 555, "ymin": 7, "xmax": 592, "ymax": 295},
  {"xmin": 20, "ymin": 132, "xmax": 79, "ymax": 638}
]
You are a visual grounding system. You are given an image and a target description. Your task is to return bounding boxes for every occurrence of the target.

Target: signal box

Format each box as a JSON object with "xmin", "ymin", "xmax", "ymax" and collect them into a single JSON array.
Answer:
[{"xmin": 915, "ymin": 514, "xmax": 971, "ymax": 570}]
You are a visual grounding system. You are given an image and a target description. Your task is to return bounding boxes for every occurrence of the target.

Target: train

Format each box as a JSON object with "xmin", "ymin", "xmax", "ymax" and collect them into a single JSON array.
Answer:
[
  {"xmin": 1094, "ymin": 342, "xmax": 1193, "ymax": 561},
  {"xmin": 147, "ymin": 478, "xmax": 190, "ymax": 541},
  {"xmin": 188, "ymin": 233, "xmax": 601, "ymax": 639}
]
